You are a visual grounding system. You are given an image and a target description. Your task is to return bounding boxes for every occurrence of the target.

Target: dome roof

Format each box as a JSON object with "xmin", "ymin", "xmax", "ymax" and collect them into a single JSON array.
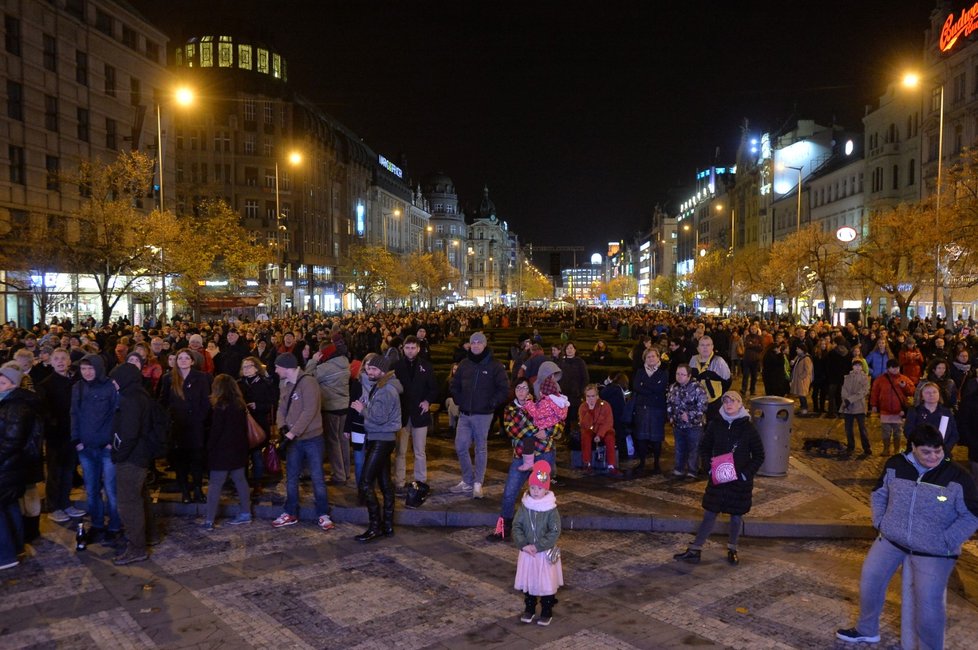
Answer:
[
  {"xmin": 478, "ymin": 185, "xmax": 496, "ymax": 219},
  {"xmin": 423, "ymin": 172, "xmax": 455, "ymax": 195}
]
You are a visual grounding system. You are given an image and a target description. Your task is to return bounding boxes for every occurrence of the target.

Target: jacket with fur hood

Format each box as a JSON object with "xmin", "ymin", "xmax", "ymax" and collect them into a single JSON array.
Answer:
[
  {"xmin": 306, "ymin": 346, "xmax": 350, "ymax": 413},
  {"xmin": 70, "ymin": 354, "xmax": 119, "ymax": 449}
]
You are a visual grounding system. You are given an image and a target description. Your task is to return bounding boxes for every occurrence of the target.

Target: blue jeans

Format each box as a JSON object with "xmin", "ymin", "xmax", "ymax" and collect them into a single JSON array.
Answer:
[
  {"xmin": 856, "ymin": 537, "xmax": 955, "ymax": 648},
  {"xmin": 454, "ymin": 413, "xmax": 493, "ymax": 485},
  {"xmin": 0, "ymin": 500, "xmax": 24, "ymax": 565},
  {"xmin": 499, "ymin": 450, "xmax": 556, "ymax": 519},
  {"xmin": 78, "ymin": 446, "xmax": 121, "ymax": 531},
  {"xmin": 353, "ymin": 445, "xmax": 366, "ymax": 486},
  {"xmin": 284, "ymin": 436, "xmax": 329, "ymax": 518},
  {"xmin": 674, "ymin": 426, "xmax": 702, "ymax": 474},
  {"xmin": 844, "ymin": 414, "xmax": 870, "ymax": 452}
]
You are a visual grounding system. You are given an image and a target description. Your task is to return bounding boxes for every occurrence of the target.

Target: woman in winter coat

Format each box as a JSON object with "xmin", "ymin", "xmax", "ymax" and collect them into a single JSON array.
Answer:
[
  {"xmin": 790, "ymin": 345, "xmax": 813, "ymax": 415},
  {"xmin": 666, "ymin": 364, "xmax": 708, "ymax": 477},
  {"xmin": 237, "ymin": 356, "xmax": 277, "ymax": 493},
  {"xmin": 558, "ymin": 342, "xmax": 589, "ymax": 437},
  {"xmin": 203, "ymin": 374, "xmax": 252, "ymax": 528},
  {"xmin": 904, "ymin": 382, "xmax": 959, "ymax": 453},
  {"xmin": 674, "ymin": 390, "xmax": 764, "ymax": 566},
  {"xmin": 761, "ymin": 341, "xmax": 789, "ymax": 397},
  {"xmin": 0, "ymin": 364, "xmax": 41, "ymax": 570},
  {"xmin": 841, "ymin": 359, "xmax": 871, "ymax": 455},
  {"xmin": 632, "ymin": 347, "xmax": 670, "ymax": 474},
  {"xmin": 915, "ymin": 358, "xmax": 958, "ymax": 410},
  {"xmin": 898, "ymin": 337, "xmax": 924, "ymax": 386},
  {"xmin": 160, "ymin": 349, "xmax": 212, "ymax": 504}
]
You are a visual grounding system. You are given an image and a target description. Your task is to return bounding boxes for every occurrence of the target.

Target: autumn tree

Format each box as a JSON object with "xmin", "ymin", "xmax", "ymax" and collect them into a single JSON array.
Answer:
[
  {"xmin": 850, "ymin": 203, "xmax": 938, "ymax": 325},
  {"xmin": 764, "ymin": 225, "xmax": 847, "ymax": 320},
  {"xmin": 651, "ymin": 274, "xmax": 678, "ymax": 308},
  {"xmin": 691, "ymin": 249, "xmax": 736, "ymax": 314},
  {"xmin": 57, "ymin": 151, "xmax": 179, "ymax": 324},
  {"xmin": 930, "ymin": 148, "xmax": 978, "ymax": 318},
  {"xmin": 337, "ymin": 243, "xmax": 399, "ymax": 311},
  {"xmin": 405, "ymin": 251, "xmax": 459, "ymax": 307},
  {"xmin": 596, "ymin": 275, "xmax": 638, "ymax": 303},
  {"xmin": 518, "ymin": 265, "xmax": 554, "ymax": 301},
  {"xmin": 165, "ymin": 199, "xmax": 272, "ymax": 321},
  {"xmin": 0, "ymin": 215, "xmax": 72, "ymax": 324}
]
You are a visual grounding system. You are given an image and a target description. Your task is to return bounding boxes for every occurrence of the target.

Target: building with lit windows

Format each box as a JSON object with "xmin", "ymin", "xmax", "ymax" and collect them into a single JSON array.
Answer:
[
  {"xmin": 464, "ymin": 187, "xmax": 515, "ymax": 306},
  {"xmin": 170, "ymin": 34, "xmax": 375, "ymax": 313},
  {"xmin": 423, "ymin": 172, "xmax": 467, "ymax": 299},
  {"xmin": 366, "ymin": 154, "xmax": 430, "ymax": 256},
  {"xmin": 1, "ymin": 0, "xmax": 171, "ymax": 325}
]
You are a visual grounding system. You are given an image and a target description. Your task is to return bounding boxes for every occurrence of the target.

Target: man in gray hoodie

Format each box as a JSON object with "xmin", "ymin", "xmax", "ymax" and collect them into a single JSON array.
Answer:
[{"xmin": 70, "ymin": 354, "xmax": 120, "ymax": 544}]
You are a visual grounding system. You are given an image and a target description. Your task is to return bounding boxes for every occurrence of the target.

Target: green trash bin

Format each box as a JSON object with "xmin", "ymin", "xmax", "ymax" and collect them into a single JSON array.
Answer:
[{"xmin": 750, "ymin": 396, "xmax": 794, "ymax": 477}]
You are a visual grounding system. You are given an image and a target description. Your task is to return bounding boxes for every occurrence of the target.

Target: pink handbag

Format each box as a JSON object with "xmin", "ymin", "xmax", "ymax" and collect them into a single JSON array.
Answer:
[{"xmin": 710, "ymin": 443, "xmax": 739, "ymax": 485}]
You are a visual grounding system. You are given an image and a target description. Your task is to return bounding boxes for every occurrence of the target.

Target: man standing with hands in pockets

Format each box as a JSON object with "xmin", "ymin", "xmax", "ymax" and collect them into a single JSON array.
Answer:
[{"xmin": 393, "ymin": 336, "xmax": 438, "ymax": 492}]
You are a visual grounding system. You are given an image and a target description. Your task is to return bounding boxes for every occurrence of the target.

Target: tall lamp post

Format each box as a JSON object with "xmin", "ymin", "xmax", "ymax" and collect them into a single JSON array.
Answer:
[
  {"xmin": 778, "ymin": 163, "xmax": 804, "ymax": 232},
  {"xmin": 903, "ymin": 72, "xmax": 944, "ymax": 326},
  {"xmin": 274, "ymin": 150, "xmax": 302, "ymax": 315},
  {"xmin": 155, "ymin": 86, "xmax": 194, "ymax": 323}
]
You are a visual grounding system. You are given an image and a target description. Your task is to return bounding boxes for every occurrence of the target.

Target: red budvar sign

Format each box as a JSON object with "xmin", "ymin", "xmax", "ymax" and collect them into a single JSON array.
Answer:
[{"xmin": 940, "ymin": 2, "xmax": 978, "ymax": 52}]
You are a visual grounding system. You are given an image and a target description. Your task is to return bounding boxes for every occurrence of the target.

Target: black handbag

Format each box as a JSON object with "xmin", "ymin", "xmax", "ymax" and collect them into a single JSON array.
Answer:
[{"xmin": 405, "ymin": 481, "xmax": 430, "ymax": 508}]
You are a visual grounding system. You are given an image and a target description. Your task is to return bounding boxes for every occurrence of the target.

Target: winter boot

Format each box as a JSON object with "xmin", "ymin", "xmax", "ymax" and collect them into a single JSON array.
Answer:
[
  {"xmin": 673, "ymin": 547, "xmax": 701, "ymax": 563},
  {"xmin": 382, "ymin": 498, "xmax": 395, "ymax": 538},
  {"xmin": 486, "ymin": 516, "xmax": 512, "ymax": 542},
  {"xmin": 356, "ymin": 504, "xmax": 381, "ymax": 543},
  {"xmin": 520, "ymin": 593, "xmax": 538, "ymax": 623},
  {"xmin": 537, "ymin": 595, "xmax": 558, "ymax": 626}
]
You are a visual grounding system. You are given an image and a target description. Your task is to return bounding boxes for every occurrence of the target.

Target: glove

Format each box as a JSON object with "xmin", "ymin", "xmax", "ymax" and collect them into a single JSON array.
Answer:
[{"xmin": 276, "ymin": 434, "xmax": 292, "ymax": 457}]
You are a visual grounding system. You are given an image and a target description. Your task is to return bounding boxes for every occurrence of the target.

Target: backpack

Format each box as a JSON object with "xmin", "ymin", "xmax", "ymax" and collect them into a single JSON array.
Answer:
[{"xmin": 143, "ymin": 398, "xmax": 171, "ymax": 459}]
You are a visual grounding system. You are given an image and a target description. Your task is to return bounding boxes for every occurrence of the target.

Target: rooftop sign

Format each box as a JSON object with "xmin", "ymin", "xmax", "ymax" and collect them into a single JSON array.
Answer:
[
  {"xmin": 940, "ymin": 2, "xmax": 978, "ymax": 52},
  {"xmin": 379, "ymin": 155, "xmax": 403, "ymax": 178}
]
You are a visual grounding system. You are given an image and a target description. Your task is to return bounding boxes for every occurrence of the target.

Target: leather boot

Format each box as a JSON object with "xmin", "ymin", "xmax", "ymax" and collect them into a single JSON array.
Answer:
[
  {"xmin": 520, "ymin": 593, "xmax": 538, "ymax": 623},
  {"xmin": 356, "ymin": 501, "xmax": 381, "ymax": 543},
  {"xmin": 673, "ymin": 547, "xmax": 701, "ymax": 563},
  {"xmin": 382, "ymin": 498, "xmax": 395, "ymax": 538},
  {"xmin": 537, "ymin": 595, "xmax": 558, "ymax": 626}
]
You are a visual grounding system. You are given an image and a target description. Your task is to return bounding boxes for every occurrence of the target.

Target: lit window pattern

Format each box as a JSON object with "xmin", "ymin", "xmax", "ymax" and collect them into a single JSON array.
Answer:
[
  {"xmin": 200, "ymin": 41, "xmax": 212, "ymax": 67},
  {"xmin": 257, "ymin": 48, "xmax": 268, "ymax": 73},
  {"xmin": 238, "ymin": 44, "xmax": 251, "ymax": 69}
]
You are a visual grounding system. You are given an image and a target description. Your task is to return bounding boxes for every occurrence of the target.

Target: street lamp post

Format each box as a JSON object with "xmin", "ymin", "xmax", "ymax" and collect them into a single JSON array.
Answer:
[
  {"xmin": 904, "ymin": 72, "xmax": 944, "ymax": 326},
  {"xmin": 274, "ymin": 150, "xmax": 302, "ymax": 315},
  {"xmin": 154, "ymin": 86, "xmax": 194, "ymax": 323},
  {"xmin": 778, "ymin": 163, "xmax": 804, "ymax": 232}
]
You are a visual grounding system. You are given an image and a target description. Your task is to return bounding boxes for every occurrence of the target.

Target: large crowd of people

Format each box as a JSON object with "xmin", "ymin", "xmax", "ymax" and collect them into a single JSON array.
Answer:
[{"xmin": 1, "ymin": 305, "xmax": 977, "ymax": 640}]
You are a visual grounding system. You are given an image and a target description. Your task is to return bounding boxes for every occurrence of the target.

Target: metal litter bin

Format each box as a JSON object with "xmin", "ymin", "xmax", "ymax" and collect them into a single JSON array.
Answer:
[{"xmin": 750, "ymin": 396, "xmax": 794, "ymax": 477}]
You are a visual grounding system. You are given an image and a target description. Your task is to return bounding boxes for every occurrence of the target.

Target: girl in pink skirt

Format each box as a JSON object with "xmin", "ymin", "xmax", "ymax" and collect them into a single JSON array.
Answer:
[{"xmin": 512, "ymin": 460, "xmax": 563, "ymax": 625}]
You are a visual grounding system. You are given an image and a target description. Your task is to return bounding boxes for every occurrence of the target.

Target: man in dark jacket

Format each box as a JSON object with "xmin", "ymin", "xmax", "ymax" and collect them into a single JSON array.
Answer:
[
  {"xmin": 449, "ymin": 332, "xmax": 509, "ymax": 499},
  {"xmin": 0, "ymin": 364, "xmax": 42, "ymax": 570},
  {"xmin": 825, "ymin": 336, "xmax": 853, "ymax": 417},
  {"xmin": 393, "ymin": 336, "xmax": 438, "ymax": 490},
  {"xmin": 38, "ymin": 349, "xmax": 84, "ymax": 523},
  {"xmin": 109, "ymin": 363, "xmax": 154, "ymax": 565},
  {"xmin": 216, "ymin": 328, "xmax": 248, "ymax": 378},
  {"xmin": 71, "ymin": 354, "xmax": 120, "ymax": 544}
]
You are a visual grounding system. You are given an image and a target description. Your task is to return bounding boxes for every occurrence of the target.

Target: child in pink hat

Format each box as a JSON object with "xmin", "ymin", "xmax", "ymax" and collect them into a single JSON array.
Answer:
[{"xmin": 512, "ymin": 460, "xmax": 563, "ymax": 626}]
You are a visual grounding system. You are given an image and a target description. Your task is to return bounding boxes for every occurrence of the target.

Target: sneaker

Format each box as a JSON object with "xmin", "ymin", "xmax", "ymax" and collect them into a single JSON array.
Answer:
[
  {"xmin": 835, "ymin": 628, "xmax": 880, "ymax": 643},
  {"xmin": 272, "ymin": 513, "xmax": 298, "ymax": 528},
  {"xmin": 113, "ymin": 547, "xmax": 149, "ymax": 566},
  {"xmin": 227, "ymin": 514, "xmax": 252, "ymax": 526},
  {"xmin": 47, "ymin": 510, "xmax": 71, "ymax": 523},
  {"xmin": 472, "ymin": 482, "xmax": 484, "ymax": 499},
  {"xmin": 537, "ymin": 613, "xmax": 553, "ymax": 626},
  {"xmin": 686, "ymin": 472, "xmax": 699, "ymax": 479},
  {"xmin": 65, "ymin": 506, "xmax": 87, "ymax": 518},
  {"xmin": 0, "ymin": 560, "xmax": 19, "ymax": 570},
  {"xmin": 672, "ymin": 470, "xmax": 685, "ymax": 477},
  {"xmin": 318, "ymin": 515, "xmax": 335, "ymax": 531},
  {"xmin": 520, "ymin": 611, "xmax": 535, "ymax": 623},
  {"xmin": 449, "ymin": 481, "xmax": 472, "ymax": 494},
  {"xmin": 201, "ymin": 521, "xmax": 216, "ymax": 531}
]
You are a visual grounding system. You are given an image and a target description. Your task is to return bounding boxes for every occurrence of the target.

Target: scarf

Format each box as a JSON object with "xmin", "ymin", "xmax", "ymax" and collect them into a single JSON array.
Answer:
[{"xmin": 719, "ymin": 405, "xmax": 749, "ymax": 423}]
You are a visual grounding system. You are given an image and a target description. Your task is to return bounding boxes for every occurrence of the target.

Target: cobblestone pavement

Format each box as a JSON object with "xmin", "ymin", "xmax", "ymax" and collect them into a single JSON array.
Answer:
[{"xmin": 2, "ymin": 518, "xmax": 977, "ymax": 649}]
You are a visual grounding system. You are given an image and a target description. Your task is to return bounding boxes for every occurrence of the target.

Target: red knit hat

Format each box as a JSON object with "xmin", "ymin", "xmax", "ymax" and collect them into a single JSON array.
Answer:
[{"xmin": 528, "ymin": 460, "xmax": 552, "ymax": 490}]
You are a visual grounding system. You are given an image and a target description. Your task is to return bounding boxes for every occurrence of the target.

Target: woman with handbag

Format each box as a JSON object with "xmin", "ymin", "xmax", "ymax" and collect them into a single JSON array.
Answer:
[
  {"xmin": 202, "ymin": 374, "xmax": 252, "ymax": 528},
  {"xmin": 237, "ymin": 356, "xmax": 277, "ymax": 496},
  {"xmin": 159, "ymin": 349, "xmax": 212, "ymax": 504},
  {"xmin": 674, "ymin": 390, "xmax": 764, "ymax": 566}
]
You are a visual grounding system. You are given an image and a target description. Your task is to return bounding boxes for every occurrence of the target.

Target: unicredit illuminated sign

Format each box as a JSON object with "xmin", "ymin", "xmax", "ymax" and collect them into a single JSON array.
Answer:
[{"xmin": 940, "ymin": 2, "xmax": 978, "ymax": 52}]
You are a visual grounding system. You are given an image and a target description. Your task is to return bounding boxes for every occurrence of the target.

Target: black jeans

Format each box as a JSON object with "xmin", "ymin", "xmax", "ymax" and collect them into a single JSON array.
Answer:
[{"xmin": 357, "ymin": 440, "xmax": 396, "ymax": 530}]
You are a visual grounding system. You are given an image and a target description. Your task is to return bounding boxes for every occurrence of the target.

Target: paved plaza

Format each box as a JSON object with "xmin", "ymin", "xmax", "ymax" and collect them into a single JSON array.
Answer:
[{"xmin": 2, "ymin": 405, "xmax": 978, "ymax": 648}]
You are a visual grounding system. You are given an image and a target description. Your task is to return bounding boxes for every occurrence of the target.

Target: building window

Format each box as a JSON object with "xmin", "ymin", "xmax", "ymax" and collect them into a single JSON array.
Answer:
[
  {"xmin": 65, "ymin": 0, "xmax": 85, "ymax": 20},
  {"xmin": 104, "ymin": 64, "xmax": 116, "ymax": 96},
  {"xmin": 244, "ymin": 167, "xmax": 258, "ymax": 186},
  {"xmin": 77, "ymin": 108, "xmax": 89, "ymax": 142},
  {"xmin": 238, "ymin": 44, "xmax": 252, "ymax": 70},
  {"xmin": 6, "ymin": 80, "xmax": 23, "ymax": 120},
  {"xmin": 95, "ymin": 8, "xmax": 112, "ymax": 35},
  {"xmin": 263, "ymin": 102, "xmax": 273, "ymax": 124},
  {"xmin": 200, "ymin": 41, "xmax": 212, "ymax": 67},
  {"xmin": 218, "ymin": 37, "xmax": 232, "ymax": 67},
  {"xmin": 75, "ymin": 50, "xmax": 88, "ymax": 86},
  {"xmin": 5, "ymin": 15, "xmax": 21, "ymax": 56},
  {"xmin": 146, "ymin": 40, "xmax": 160, "ymax": 63},
  {"xmin": 272, "ymin": 53, "xmax": 281, "ymax": 79},
  {"xmin": 190, "ymin": 130, "xmax": 198, "ymax": 150},
  {"xmin": 245, "ymin": 200, "xmax": 258, "ymax": 218},
  {"xmin": 892, "ymin": 164, "xmax": 898, "ymax": 190},
  {"xmin": 930, "ymin": 87, "xmax": 942, "ymax": 113},
  {"xmin": 955, "ymin": 124, "xmax": 964, "ymax": 153},
  {"xmin": 106, "ymin": 118, "xmax": 117, "ymax": 149},
  {"xmin": 175, "ymin": 163, "xmax": 183, "ymax": 183},
  {"xmin": 43, "ymin": 33, "xmax": 57, "ymax": 71},
  {"xmin": 44, "ymin": 95, "xmax": 58, "ymax": 131},
  {"xmin": 8, "ymin": 145, "xmax": 25, "ymax": 184},
  {"xmin": 130, "ymin": 77, "xmax": 141, "ymax": 106},
  {"xmin": 243, "ymin": 100, "xmax": 256, "ymax": 121},
  {"xmin": 46, "ymin": 155, "xmax": 60, "ymax": 191},
  {"xmin": 265, "ymin": 169, "xmax": 275, "ymax": 188},
  {"xmin": 263, "ymin": 140, "xmax": 273, "ymax": 156},
  {"xmin": 908, "ymin": 158, "xmax": 916, "ymax": 186},
  {"xmin": 214, "ymin": 131, "xmax": 230, "ymax": 152},
  {"xmin": 244, "ymin": 134, "xmax": 255, "ymax": 154},
  {"xmin": 257, "ymin": 48, "xmax": 269, "ymax": 73},
  {"xmin": 122, "ymin": 25, "xmax": 138, "ymax": 50},
  {"xmin": 953, "ymin": 72, "xmax": 966, "ymax": 103}
]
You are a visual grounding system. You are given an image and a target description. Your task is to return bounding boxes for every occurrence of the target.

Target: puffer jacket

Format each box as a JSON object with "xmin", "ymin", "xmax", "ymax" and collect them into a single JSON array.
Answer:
[
  {"xmin": 307, "ymin": 351, "xmax": 350, "ymax": 413},
  {"xmin": 698, "ymin": 410, "xmax": 765, "ymax": 515},
  {"xmin": 0, "ymin": 387, "xmax": 41, "ymax": 504},
  {"xmin": 904, "ymin": 403, "xmax": 959, "ymax": 452},
  {"xmin": 511, "ymin": 491, "xmax": 560, "ymax": 552},
  {"xmin": 451, "ymin": 349, "xmax": 509, "ymax": 415},
  {"xmin": 666, "ymin": 380, "xmax": 708, "ymax": 429},
  {"xmin": 70, "ymin": 354, "xmax": 119, "ymax": 449},
  {"xmin": 870, "ymin": 372, "xmax": 915, "ymax": 416},
  {"xmin": 394, "ymin": 354, "xmax": 438, "ymax": 428},
  {"xmin": 872, "ymin": 454, "xmax": 978, "ymax": 557}
]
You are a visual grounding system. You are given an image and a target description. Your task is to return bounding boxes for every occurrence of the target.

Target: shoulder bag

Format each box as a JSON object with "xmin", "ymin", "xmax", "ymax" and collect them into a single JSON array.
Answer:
[{"xmin": 710, "ymin": 442, "xmax": 739, "ymax": 485}]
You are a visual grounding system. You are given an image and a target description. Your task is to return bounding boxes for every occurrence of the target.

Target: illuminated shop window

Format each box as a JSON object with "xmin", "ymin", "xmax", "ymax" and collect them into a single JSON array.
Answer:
[
  {"xmin": 218, "ymin": 36, "xmax": 232, "ymax": 67},
  {"xmin": 272, "ymin": 53, "xmax": 281, "ymax": 79},
  {"xmin": 238, "ymin": 44, "xmax": 252, "ymax": 70},
  {"xmin": 186, "ymin": 43, "xmax": 195, "ymax": 67},
  {"xmin": 257, "ymin": 48, "xmax": 269, "ymax": 74}
]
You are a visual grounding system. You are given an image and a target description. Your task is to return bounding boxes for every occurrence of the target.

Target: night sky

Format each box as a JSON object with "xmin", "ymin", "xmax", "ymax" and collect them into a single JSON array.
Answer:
[{"xmin": 130, "ymin": 0, "xmax": 935, "ymax": 261}]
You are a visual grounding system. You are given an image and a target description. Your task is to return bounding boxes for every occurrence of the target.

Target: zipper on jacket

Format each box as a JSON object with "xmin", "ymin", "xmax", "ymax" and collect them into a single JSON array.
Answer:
[{"xmin": 906, "ymin": 472, "xmax": 924, "ymax": 540}]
